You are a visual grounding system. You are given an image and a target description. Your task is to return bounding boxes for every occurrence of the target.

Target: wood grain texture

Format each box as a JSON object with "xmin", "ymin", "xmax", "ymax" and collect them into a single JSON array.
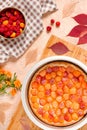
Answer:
[{"xmin": 8, "ymin": 35, "xmax": 87, "ymax": 130}]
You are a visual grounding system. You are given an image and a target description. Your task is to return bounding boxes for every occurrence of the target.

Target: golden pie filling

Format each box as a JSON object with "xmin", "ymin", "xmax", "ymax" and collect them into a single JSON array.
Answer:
[{"xmin": 28, "ymin": 62, "xmax": 87, "ymax": 126}]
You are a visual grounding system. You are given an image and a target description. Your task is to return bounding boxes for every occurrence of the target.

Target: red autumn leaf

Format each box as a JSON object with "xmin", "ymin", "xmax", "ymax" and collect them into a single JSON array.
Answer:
[
  {"xmin": 78, "ymin": 34, "xmax": 87, "ymax": 44},
  {"xmin": 73, "ymin": 14, "xmax": 87, "ymax": 25},
  {"xmin": 49, "ymin": 42, "xmax": 69, "ymax": 55},
  {"xmin": 67, "ymin": 25, "xmax": 87, "ymax": 37}
]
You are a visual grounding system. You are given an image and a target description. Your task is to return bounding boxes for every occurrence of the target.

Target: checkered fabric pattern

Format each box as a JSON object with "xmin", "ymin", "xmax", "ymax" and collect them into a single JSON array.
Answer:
[{"xmin": 0, "ymin": 0, "xmax": 56, "ymax": 63}]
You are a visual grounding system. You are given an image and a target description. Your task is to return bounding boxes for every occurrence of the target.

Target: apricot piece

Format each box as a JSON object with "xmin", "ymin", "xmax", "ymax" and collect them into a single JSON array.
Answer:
[
  {"xmin": 31, "ymin": 81, "xmax": 38, "ymax": 89},
  {"xmin": 20, "ymin": 22, "xmax": 25, "ymax": 28},
  {"xmin": 68, "ymin": 73, "xmax": 73, "ymax": 79},
  {"xmin": 57, "ymin": 71, "xmax": 63, "ymax": 77},
  {"xmin": 72, "ymin": 113, "xmax": 78, "ymax": 120},
  {"xmin": 31, "ymin": 89, "xmax": 37, "ymax": 96},
  {"xmin": 14, "ymin": 11, "xmax": 18, "ymax": 15},
  {"xmin": 55, "ymin": 76, "xmax": 61, "ymax": 82},
  {"xmin": 33, "ymin": 103, "xmax": 39, "ymax": 109},
  {"xmin": 48, "ymin": 114, "xmax": 54, "ymax": 122},
  {"xmin": 13, "ymin": 22, "xmax": 16, "ymax": 26},
  {"xmin": 82, "ymin": 81, "xmax": 87, "ymax": 88},
  {"xmin": 38, "ymin": 92, "xmax": 45, "ymax": 98},
  {"xmin": 73, "ymin": 70, "xmax": 81, "ymax": 77},
  {"xmin": 51, "ymin": 91, "xmax": 57, "ymax": 99},
  {"xmin": 51, "ymin": 72, "xmax": 56, "ymax": 78},
  {"xmin": 63, "ymin": 85, "xmax": 69, "ymax": 93},
  {"xmin": 77, "ymin": 88, "xmax": 82, "ymax": 96},
  {"xmin": 56, "ymin": 109, "xmax": 61, "ymax": 116},
  {"xmin": 49, "ymin": 109, "xmax": 55, "ymax": 116},
  {"xmin": 10, "ymin": 32, "xmax": 16, "ymax": 38},
  {"xmin": 20, "ymin": 28, "xmax": 23, "ymax": 33},
  {"xmin": 47, "ymin": 96, "xmax": 53, "ymax": 103},
  {"xmin": 83, "ymin": 89, "xmax": 87, "ymax": 95},
  {"xmin": 79, "ymin": 75, "xmax": 84, "ymax": 82},
  {"xmin": 43, "ymin": 104, "xmax": 50, "ymax": 111},
  {"xmin": 69, "ymin": 94, "xmax": 76, "ymax": 101},
  {"xmin": 58, "ymin": 115, "xmax": 64, "ymax": 123},
  {"xmin": 39, "ymin": 69, "xmax": 46, "ymax": 77},
  {"xmin": 53, "ymin": 116, "xmax": 59, "ymax": 123},
  {"xmin": 66, "ymin": 66, "xmax": 74, "ymax": 73},
  {"xmin": 63, "ymin": 94, "xmax": 69, "ymax": 100},
  {"xmin": 82, "ymin": 96, "xmax": 87, "ymax": 103},
  {"xmin": 56, "ymin": 88, "xmax": 63, "ymax": 96},
  {"xmin": 52, "ymin": 101, "xmax": 58, "ymax": 108},
  {"xmin": 66, "ymin": 100, "xmax": 72, "ymax": 108},
  {"xmin": 59, "ymin": 102, "xmax": 65, "ymax": 109},
  {"xmin": 62, "ymin": 107, "xmax": 68, "ymax": 114},
  {"xmin": 51, "ymin": 84, "xmax": 57, "ymax": 91},
  {"xmin": 31, "ymin": 96, "xmax": 38, "ymax": 103},
  {"xmin": 59, "ymin": 66, "xmax": 66, "ymax": 72},
  {"xmin": 70, "ymin": 87, "xmax": 76, "ymax": 94},
  {"xmin": 56, "ymin": 96, "xmax": 62, "ymax": 102},
  {"xmin": 45, "ymin": 73, "xmax": 51, "ymax": 80},
  {"xmin": 43, "ymin": 112, "xmax": 49, "ymax": 120},
  {"xmin": 73, "ymin": 102, "xmax": 79, "ymax": 110},
  {"xmin": 3, "ymin": 20, "xmax": 8, "ymax": 25},
  {"xmin": 45, "ymin": 83, "xmax": 51, "ymax": 90},
  {"xmin": 38, "ymin": 85, "xmax": 44, "ymax": 92}
]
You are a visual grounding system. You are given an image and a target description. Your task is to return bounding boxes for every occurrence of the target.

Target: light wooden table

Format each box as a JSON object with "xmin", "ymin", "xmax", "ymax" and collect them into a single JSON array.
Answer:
[{"xmin": 0, "ymin": 0, "xmax": 87, "ymax": 130}]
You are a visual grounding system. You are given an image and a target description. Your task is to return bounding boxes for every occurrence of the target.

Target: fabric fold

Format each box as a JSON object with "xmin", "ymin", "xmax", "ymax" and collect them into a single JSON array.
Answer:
[{"xmin": 0, "ymin": 0, "xmax": 57, "ymax": 63}]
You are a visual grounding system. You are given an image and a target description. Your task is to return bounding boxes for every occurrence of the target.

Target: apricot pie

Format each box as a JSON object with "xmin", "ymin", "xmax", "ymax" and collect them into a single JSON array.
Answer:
[{"xmin": 28, "ymin": 62, "xmax": 87, "ymax": 126}]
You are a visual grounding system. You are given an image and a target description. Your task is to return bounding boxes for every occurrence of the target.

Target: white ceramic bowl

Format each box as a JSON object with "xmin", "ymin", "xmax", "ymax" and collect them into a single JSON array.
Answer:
[
  {"xmin": 0, "ymin": 7, "xmax": 26, "ymax": 39},
  {"xmin": 21, "ymin": 56, "xmax": 87, "ymax": 130}
]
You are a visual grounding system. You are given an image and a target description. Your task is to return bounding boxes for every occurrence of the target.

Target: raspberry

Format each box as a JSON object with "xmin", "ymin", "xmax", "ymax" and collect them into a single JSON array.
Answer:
[
  {"xmin": 56, "ymin": 21, "xmax": 60, "ymax": 27},
  {"xmin": 1, "ymin": 17, "xmax": 8, "ymax": 22},
  {"xmin": 16, "ymin": 20, "xmax": 20, "ymax": 26},
  {"xmin": 1, "ymin": 13, "xmax": 6, "ymax": 17},
  {"xmin": 4, "ymin": 31, "xmax": 11, "ymax": 37},
  {"xmin": 50, "ymin": 19, "xmax": 55, "ymax": 25},
  {"xmin": 9, "ymin": 20, "xmax": 13, "ymax": 25},
  {"xmin": 6, "ymin": 12, "xmax": 12, "ymax": 18},
  {"xmin": 46, "ymin": 26, "xmax": 52, "ymax": 32},
  {"xmin": 0, "ymin": 27, "xmax": 4, "ymax": 33},
  {"xmin": 10, "ymin": 16, "xmax": 17, "ymax": 21}
]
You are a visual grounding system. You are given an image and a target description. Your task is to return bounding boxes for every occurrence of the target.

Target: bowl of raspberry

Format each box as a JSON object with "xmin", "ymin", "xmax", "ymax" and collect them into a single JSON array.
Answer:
[
  {"xmin": 21, "ymin": 56, "xmax": 87, "ymax": 130},
  {"xmin": 0, "ymin": 7, "xmax": 26, "ymax": 39}
]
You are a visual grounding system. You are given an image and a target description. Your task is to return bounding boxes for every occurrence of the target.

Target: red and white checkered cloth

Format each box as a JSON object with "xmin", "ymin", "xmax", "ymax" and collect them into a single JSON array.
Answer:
[{"xmin": 0, "ymin": 0, "xmax": 56, "ymax": 63}]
